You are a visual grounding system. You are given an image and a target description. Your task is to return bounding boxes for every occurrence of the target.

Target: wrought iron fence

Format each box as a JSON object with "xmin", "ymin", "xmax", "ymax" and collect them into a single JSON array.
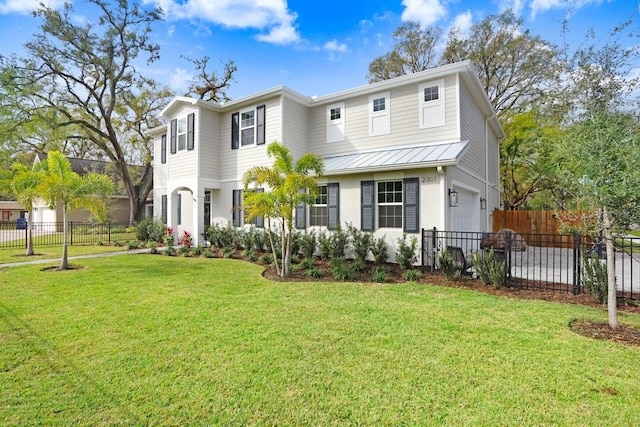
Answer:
[
  {"xmin": 421, "ymin": 227, "xmax": 640, "ymax": 300},
  {"xmin": 0, "ymin": 221, "xmax": 135, "ymax": 249}
]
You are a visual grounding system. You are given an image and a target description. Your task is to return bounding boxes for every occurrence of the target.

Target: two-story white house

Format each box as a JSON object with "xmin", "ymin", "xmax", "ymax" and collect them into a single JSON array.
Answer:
[{"xmin": 148, "ymin": 60, "xmax": 503, "ymax": 256}]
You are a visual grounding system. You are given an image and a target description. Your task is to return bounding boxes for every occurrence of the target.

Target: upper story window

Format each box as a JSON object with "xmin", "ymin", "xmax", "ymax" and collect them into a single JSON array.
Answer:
[
  {"xmin": 369, "ymin": 92, "xmax": 390, "ymax": 136},
  {"xmin": 232, "ymin": 105, "xmax": 265, "ymax": 150},
  {"xmin": 419, "ymin": 79, "xmax": 445, "ymax": 129},
  {"xmin": 327, "ymin": 102, "xmax": 345, "ymax": 143},
  {"xmin": 169, "ymin": 113, "xmax": 195, "ymax": 154},
  {"xmin": 423, "ymin": 85, "xmax": 439, "ymax": 102}
]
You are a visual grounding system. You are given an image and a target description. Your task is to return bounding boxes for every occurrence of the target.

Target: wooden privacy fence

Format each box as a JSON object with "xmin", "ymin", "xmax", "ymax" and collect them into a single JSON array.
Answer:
[{"xmin": 492, "ymin": 210, "xmax": 594, "ymax": 248}]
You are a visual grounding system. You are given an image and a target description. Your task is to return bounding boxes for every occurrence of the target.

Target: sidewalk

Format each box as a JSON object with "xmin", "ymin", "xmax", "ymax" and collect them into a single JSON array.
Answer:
[{"xmin": 0, "ymin": 248, "xmax": 152, "ymax": 268}]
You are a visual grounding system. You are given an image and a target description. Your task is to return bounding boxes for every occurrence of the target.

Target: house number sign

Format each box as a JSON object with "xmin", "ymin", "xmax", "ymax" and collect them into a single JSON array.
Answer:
[{"xmin": 421, "ymin": 175, "xmax": 439, "ymax": 183}]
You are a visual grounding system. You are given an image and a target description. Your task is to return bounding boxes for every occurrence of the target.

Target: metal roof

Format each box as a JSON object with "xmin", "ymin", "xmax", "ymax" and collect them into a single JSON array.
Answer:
[{"xmin": 323, "ymin": 141, "xmax": 469, "ymax": 175}]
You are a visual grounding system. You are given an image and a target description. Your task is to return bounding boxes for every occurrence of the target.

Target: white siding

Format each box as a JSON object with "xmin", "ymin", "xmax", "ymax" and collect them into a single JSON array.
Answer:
[
  {"xmin": 220, "ymin": 96, "xmax": 282, "ymax": 181},
  {"xmin": 165, "ymin": 105, "xmax": 200, "ymax": 183},
  {"xmin": 198, "ymin": 108, "xmax": 221, "ymax": 180},
  {"xmin": 308, "ymin": 75, "xmax": 459, "ymax": 157},
  {"xmin": 282, "ymin": 96, "xmax": 310, "ymax": 160},
  {"xmin": 458, "ymin": 82, "xmax": 486, "ymax": 178}
]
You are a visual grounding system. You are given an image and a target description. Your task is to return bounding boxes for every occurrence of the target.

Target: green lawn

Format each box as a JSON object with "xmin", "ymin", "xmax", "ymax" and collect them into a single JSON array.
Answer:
[
  {"xmin": 0, "ymin": 244, "xmax": 131, "ymax": 264},
  {"xmin": 1, "ymin": 255, "xmax": 640, "ymax": 425}
]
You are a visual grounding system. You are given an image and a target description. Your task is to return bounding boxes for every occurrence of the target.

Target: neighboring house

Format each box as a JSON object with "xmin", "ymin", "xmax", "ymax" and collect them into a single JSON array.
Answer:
[
  {"xmin": 149, "ymin": 60, "xmax": 503, "ymax": 257},
  {"xmin": 32, "ymin": 154, "xmax": 153, "ymax": 226},
  {"xmin": 0, "ymin": 201, "xmax": 27, "ymax": 223}
]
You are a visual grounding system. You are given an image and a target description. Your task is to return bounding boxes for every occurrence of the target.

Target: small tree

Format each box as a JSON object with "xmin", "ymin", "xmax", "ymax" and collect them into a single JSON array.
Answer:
[
  {"xmin": 7, "ymin": 161, "xmax": 46, "ymax": 256},
  {"xmin": 38, "ymin": 151, "xmax": 113, "ymax": 270},
  {"xmin": 242, "ymin": 142, "xmax": 323, "ymax": 277}
]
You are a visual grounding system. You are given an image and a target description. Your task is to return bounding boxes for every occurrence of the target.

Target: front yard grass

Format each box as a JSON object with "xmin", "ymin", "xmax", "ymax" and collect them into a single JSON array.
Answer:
[
  {"xmin": 1, "ymin": 255, "xmax": 640, "ymax": 425},
  {"xmin": 0, "ymin": 244, "xmax": 129, "ymax": 264}
]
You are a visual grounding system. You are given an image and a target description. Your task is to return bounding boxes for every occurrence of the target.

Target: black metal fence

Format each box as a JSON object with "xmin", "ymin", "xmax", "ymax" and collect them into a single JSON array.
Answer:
[
  {"xmin": 422, "ymin": 228, "xmax": 640, "ymax": 300},
  {"xmin": 0, "ymin": 221, "xmax": 135, "ymax": 249}
]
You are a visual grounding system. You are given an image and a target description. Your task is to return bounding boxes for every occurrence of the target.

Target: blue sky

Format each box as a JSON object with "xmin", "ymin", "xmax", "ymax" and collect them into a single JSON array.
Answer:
[{"xmin": 0, "ymin": 0, "xmax": 638, "ymax": 100}]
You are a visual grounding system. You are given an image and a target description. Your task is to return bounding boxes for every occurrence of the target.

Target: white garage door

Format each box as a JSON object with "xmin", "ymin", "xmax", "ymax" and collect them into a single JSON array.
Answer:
[{"xmin": 451, "ymin": 188, "xmax": 478, "ymax": 232}]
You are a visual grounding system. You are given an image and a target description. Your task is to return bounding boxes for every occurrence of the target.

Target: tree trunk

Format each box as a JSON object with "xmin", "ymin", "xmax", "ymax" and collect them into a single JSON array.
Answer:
[
  {"xmin": 602, "ymin": 207, "xmax": 618, "ymax": 329},
  {"xmin": 60, "ymin": 206, "xmax": 69, "ymax": 270},
  {"xmin": 26, "ymin": 209, "xmax": 34, "ymax": 256}
]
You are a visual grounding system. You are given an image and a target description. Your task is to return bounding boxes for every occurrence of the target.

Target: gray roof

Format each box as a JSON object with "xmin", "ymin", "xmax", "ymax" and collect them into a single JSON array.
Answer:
[{"xmin": 322, "ymin": 141, "xmax": 469, "ymax": 175}]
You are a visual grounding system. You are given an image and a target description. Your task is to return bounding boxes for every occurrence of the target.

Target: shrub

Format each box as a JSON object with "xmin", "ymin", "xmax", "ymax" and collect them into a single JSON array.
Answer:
[
  {"xmin": 306, "ymin": 267, "xmax": 325, "ymax": 278},
  {"xmin": 472, "ymin": 250, "xmax": 506, "ymax": 287},
  {"xmin": 164, "ymin": 245, "xmax": 175, "ymax": 256},
  {"xmin": 348, "ymin": 223, "xmax": 373, "ymax": 264},
  {"xmin": 297, "ymin": 231, "xmax": 317, "ymax": 259},
  {"xmin": 135, "ymin": 217, "xmax": 165, "ymax": 243},
  {"xmin": 329, "ymin": 226, "xmax": 350, "ymax": 259},
  {"xmin": 242, "ymin": 248, "xmax": 259, "ymax": 262},
  {"xmin": 439, "ymin": 248, "xmax": 460, "ymax": 280},
  {"xmin": 299, "ymin": 257, "xmax": 315, "ymax": 270},
  {"xmin": 402, "ymin": 269, "xmax": 423, "ymax": 282},
  {"xmin": 330, "ymin": 258, "xmax": 357, "ymax": 281},
  {"xmin": 206, "ymin": 224, "xmax": 237, "ymax": 250},
  {"xmin": 222, "ymin": 247, "xmax": 235, "ymax": 259},
  {"xmin": 113, "ymin": 240, "xmax": 124, "ymax": 247},
  {"xmin": 178, "ymin": 231, "xmax": 193, "ymax": 249},
  {"xmin": 179, "ymin": 246, "xmax": 191, "ymax": 256},
  {"xmin": 581, "ymin": 251, "xmax": 608, "ymax": 303},
  {"xmin": 163, "ymin": 227, "xmax": 175, "ymax": 246},
  {"xmin": 371, "ymin": 236, "xmax": 389, "ymax": 266},
  {"xmin": 317, "ymin": 230, "xmax": 332, "ymax": 259},
  {"xmin": 127, "ymin": 241, "xmax": 140, "ymax": 250},
  {"xmin": 371, "ymin": 266, "xmax": 389, "ymax": 283},
  {"xmin": 259, "ymin": 253, "xmax": 274, "ymax": 265},
  {"xmin": 193, "ymin": 245, "xmax": 204, "ymax": 256},
  {"xmin": 149, "ymin": 242, "xmax": 159, "ymax": 254},
  {"xmin": 396, "ymin": 234, "xmax": 418, "ymax": 272}
]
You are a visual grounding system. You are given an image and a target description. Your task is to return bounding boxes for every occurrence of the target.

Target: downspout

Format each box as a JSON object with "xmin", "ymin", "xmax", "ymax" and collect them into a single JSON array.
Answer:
[
  {"xmin": 484, "ymin": 113, "xmax": 495, "ymax": 232},
  {"xmin": 437, "ymin": 165, "xmax": 446, "ymax": 230}
]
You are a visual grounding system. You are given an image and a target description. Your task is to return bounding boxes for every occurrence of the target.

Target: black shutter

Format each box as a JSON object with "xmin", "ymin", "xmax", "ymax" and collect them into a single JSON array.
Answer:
[
  {"xmin": 161, "ymin": 195, "xmax": 167, "ymax": 224},
  {"xmin": 161, "ymin": 134, "xmax": 167, "ymax": 164},
  {"xmin": 295, "ymin": 188, "xmax": 306, "ymax": 229},
  {"xmin": 256, "ymin": 105, "xmax": 266, "ymax": 145},
  {"xmin": 170, "ymin": 119, "xmax": 177, "ymax": 154},
  {"xmin": 254, "ymin": 188, "xmax": 264, "ymax": 228},
  {"xmin": 231, "ymin": 112, "xmax": 239, "ymax": 150},
  {"xmin": 361, "ymin": 180, "xmax": 374, "ymax": 231},
  {"xmin": 232, "ymin": 189, "xmax": 242, "ymax": 227},
  {"xmin": 327, "ymin": 183, "xmax": 339, "ymax": 230},
  {"xmin": 187, "ymin": 113, "xmax": 195, "ymax": 150},
  {"xmin": 403, "ymin": 177, "xmax": 419, "ymax": 233}
]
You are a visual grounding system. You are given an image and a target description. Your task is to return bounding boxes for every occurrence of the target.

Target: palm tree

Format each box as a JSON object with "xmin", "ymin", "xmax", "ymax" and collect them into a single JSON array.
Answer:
[
  {"xmin": 243, "ymin": 142, "xmax": 323, "ymax": 277},
  {"xmin": 38, "ymin": 151, "xmax": 113, "ymax": 270},
  {"xmin": 8, "ymin": 161, "xmax": 46, "ymax": 256}
]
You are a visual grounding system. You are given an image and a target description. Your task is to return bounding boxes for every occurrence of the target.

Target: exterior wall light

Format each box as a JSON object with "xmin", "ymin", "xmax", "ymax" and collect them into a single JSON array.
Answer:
[
  {"xmin": 448, "ymin": 188, "xmax": 458, "ymax": 207},
  {"xmin": 480, "ymin": 197, "xmax": 487, "ymax": 210}
]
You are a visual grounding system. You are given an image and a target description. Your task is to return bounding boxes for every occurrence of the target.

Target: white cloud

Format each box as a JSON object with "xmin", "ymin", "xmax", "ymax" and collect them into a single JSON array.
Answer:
[
  {"xmin": 530, "ymin": 0, "xmax": 564, "ymax": 18},
  {"xmin": 497, "ymin": 0, "xmax": 526, "ymax": 15},
  {"xmin": 400, "ymin": 0, "xmax": 447, "ymax": 27},
  {"xmin": 324, "ymin": 39, "xmax": 348, "ymax": 53},
  {"xmin": 170, "ymin": 67, "xmax": 192, "ymax": 93},
  {"xmin": 0, "ymin": 0, "xmax": 64, "ymax": 14},
  {"xmin": 144, "ymin": 0, "xmax": 300, "ymax": 44},
  {"xmin": 448, "ymin": 10, "xmax": 473, "ymax": 39}
]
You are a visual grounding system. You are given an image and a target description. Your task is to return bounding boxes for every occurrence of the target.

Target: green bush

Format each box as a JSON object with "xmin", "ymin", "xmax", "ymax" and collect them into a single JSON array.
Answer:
[
  {"xmin": 396, "ymin": 234, "xmax": 418, "ymax": 272},
  {"xmin": 439, "ymin": 249, "xmax": 460, "ymax": 280},
  {"xmin": 581, "ymin": 251, "xmax": 608, "ymax": 303},
  {"xmin": 347, "ymin": 223, "xmax": 373, "ymax": 264},
  {"xmin": 206, "ymin": 224, "xmax": 237, "ymax": 250},
  {"xmin": 472, "ymin": 250, "xmax": 506, "ymax": 288},
  {"xmin": 306, "ymin": 267, "xmax": 325, "ymax": 278},
  {"xmin": 135, "ymin": 217, "xmax": 166, "ymax": 243},
  {"xmin": 149, "ymin": 242, "xmax": 159, "ymax": 254},
  {"xmin": 317, "ymin": 230, "xmax": 332, "ymax": 259},
  {"xmin": 299, "ymin": 257, "xmax": 315, "ymax": 270},
  {"xmin": 371, "ymin": 266, "xmax": 389, "ymax": 283},
  {"xmin": 193, "ymin": 245, "xmax": 204, "ymax": 256},
  {"xmin": 371, "ymin": 236, "xmax": 389, "ymax": 265},
  {"xmin": 297, "ymin": 231, "xmax": 317, "ymax": 259},
  {"xmin": 164, "ymin": 245, "xmax": 175, "ymax": 256},
  {"xmin": 259, "ymin": 253, "xmax": 274, "ymax": 265},
  {"xmin": 330, "ymin": 258, "xmax": 357, "ymax": 281},
  {"xmin": 402, "ymin": 269, "xmax": 423, "ymax": 282}
]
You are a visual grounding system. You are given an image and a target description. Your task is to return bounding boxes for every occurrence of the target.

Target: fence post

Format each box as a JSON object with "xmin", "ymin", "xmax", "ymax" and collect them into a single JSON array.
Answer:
[
  {"xmin": 572, "ymin": 234, "xmax": 581, "ymax": 295},
  {"xmin": 108, "ymin": 222, "xmax": 111, "ymax": 244},
  {"xmin": 505, "ymin": 231, "xmax": 512, "ymax": 281},
  {"xmin": 24, "ymin": 221, "xmax": 28, "ymax": 249},
  {"xmin": 431, "ymin": 227, "xmax": 438, "ymax": 272},
  {"xmin": 70, "ymin": 221, "xmax": 73, "ymax": 246}
]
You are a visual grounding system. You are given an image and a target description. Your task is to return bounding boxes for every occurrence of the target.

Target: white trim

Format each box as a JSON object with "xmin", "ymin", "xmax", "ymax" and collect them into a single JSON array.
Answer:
[
  {"xmin": 369, "ymin": 92, "xmax": 390, "ymax": 136},
  {"xmin": 419, "ymin": 79, "xmax": 445, "ymax": 129},
  {"xmin": 327, "ymin": 102, "xmax": 345, "ymax": 143}
]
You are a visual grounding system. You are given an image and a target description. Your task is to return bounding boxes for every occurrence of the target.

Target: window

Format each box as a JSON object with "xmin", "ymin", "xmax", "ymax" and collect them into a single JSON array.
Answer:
[
  {"xmin": 378, "ymin": 181, "xmax": 403, "ymax": 228},
  {"xmin": 373, "ymin": 97, "xmax": 385, "ymax": 112},
  {"xmin": 169, "ymin": 113, "xmax": 195, "ymax": 153},
  {"xmin": 232, "ymin": 189, "xmax": 264, "ymax": 227},
  {"xmin": 309, "ymin": 185, "xmax": 328, "ymax": 227},
  {"xmin": 419, "ymin": 79, "xmax": 445, "ymax": 129},
  {"xmin": 177, "ymin": 194, "xmax": 182, "ymax": 225},
  {"xmin": 177, "ymin": 117, "xmax": 187, "ymax": 150},
  {"xmin": 232, "ymin": 105, "xmax": 266, "ymax": 149},
  {"xmin": 369, "ymin": 92, "xmax": 390, "ymax": 136},
  {"xmin": 361, "ymin": 178, "xmax": 419, "ymax": 232},
  {"xmin": 240, "ymin": 110, "xmax": 255, "ymax": 146},
  {"xmin": 161, "ymin": 134, "xmax": 167, "ymax": 164},
  {"xmin": 161, "ymin": 195, "xmax": 167, "ymax": 224},
  {"xmin": 423, "ymin": 85, "xmax": 439, "ymax": 102},
  {"xmin": 327, "ymin": 102, "xmax": 345, "ymax": 143}
]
